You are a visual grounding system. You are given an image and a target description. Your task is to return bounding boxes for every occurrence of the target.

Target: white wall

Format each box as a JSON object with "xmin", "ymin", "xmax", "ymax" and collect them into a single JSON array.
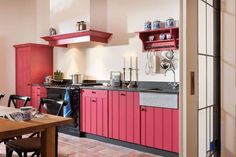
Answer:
[
  {"xmin": 0, "ymin": 0, "xmax": 37, "ymax": 105},
  {"xmin": 221, "ymin": 0, "xmax": 236, "ymax": 156},
  {"xmin": 50, "ymin": 0, "xmax": 180, "ymax": 82}
]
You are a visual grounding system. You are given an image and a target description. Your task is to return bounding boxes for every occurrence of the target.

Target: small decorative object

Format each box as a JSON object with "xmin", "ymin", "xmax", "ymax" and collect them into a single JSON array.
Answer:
[
  {"xmin": 165, "ymin": 18, "xmax": 174, "ymax": 28},
  {"xmin": 159, "ymin": 34, "xmax": 166, "ymax": 40},
  {"xmin": 149, "ymin": 35, "xmax": 155, "ymax": 41},
  {"xmin": 166, "ymin": 33, "xmax": 172, "ymax": 39},
  {"xmin": 144, "ymin": 21, "xmax": 152, "ymax": 30},
  {"xmin": 49, "ymin": 27, "xmax": 57, "ymax": 35},
  {"xmin": 76, "ymin": 22, "xmax": 80, "ymax": 31},
  {"xmin": 153, "ymin": 20, "xmax": 161, "ymax": 29},
  {"xmin": 54, "ymin": 70, "xmax": 63, "ymax": 80},
  {"xmin": 110, "ymin": 71, "xmax": 121, "ymax": 87},
  {"xmin": 20, "ymin": 106, "xmax": 32, "ymax": 121},
  {"xmin": 76, "ymin": 21, "xmax": 86, "ymax": 31}
]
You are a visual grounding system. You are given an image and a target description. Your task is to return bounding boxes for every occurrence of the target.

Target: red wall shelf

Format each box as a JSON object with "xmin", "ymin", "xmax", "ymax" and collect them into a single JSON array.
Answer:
[
  {"xmin": 137, "ymin": 27, "xmax": 179, "ymax": 51},
  {"xmin": 41, "ymin": 29, "xmax": 112, "ymax": 47}
]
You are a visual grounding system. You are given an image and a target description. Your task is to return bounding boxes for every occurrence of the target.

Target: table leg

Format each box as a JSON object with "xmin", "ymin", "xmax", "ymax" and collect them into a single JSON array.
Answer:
[{"xmin": 41, "ymin": 127, "xmax": 56, "ymax": 157}]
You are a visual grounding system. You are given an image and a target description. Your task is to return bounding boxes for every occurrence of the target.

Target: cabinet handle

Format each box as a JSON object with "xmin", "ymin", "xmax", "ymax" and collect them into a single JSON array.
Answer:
[
  {"xmin": 37, "ymin": 94, "xmax": 40, "ymax": 96},
  {"xmin": 37, "ymin": 88, "xmax": 40, "ymax": 89},
  {"xmin": 92, "ymin": 100, "xmax": 96, "ymax": 103},
  {"xmin": 120, "ymin": 93, "xmax": 126, "ymax": 96},
  {"xmin": 27, "ymin": 83, "xmax": 31, "ymax": 86},
  {"xmin": 141, "ymin": 108, "xmax": 146, "ymax": 111},
  {"xmin": 92, "ymin": 91, "xmax": 96, "ymax": 94},
  {"xmin": 190, "ymin": 72, "xmax": 195, "ymax": 95}
]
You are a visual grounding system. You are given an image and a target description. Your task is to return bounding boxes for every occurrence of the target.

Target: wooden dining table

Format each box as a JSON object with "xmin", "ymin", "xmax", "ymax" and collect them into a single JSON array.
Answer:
[{"xmin": 0, "ymin": 106, "xmax": 73, "ymax": 157}]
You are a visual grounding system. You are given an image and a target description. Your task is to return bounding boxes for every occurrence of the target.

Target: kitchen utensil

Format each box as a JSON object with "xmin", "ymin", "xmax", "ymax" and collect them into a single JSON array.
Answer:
[
  {"xmin": 71, "ymin": 74, "xmax": 79, "ymax": 84},
  {"xmin": 160, "ymin": 58, "xmax": 171, "ymax": 70},
  {"xmin": 145, "ymin": 51, "xmax": 155, "ymax": 75},
  {"xmin": 165, "ymin": 50, "xmax": 175, "ymax": 60}
]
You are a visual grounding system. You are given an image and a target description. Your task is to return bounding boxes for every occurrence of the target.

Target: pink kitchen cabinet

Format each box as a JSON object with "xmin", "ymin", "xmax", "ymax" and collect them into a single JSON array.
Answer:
[
  {"xmin": 80, "ymin": 89, "xmax": 108, "ymax": 137},
  {"xmin": 141, "ymin": 106, "xmax": 179, "ymax": 153},
  {"xmin": 109, "ymin": 91, "xmax": 140, "ymax": 144},
  {"xmin": 14, "ymin": 43, "xmax": 53, "ymax": 107}
]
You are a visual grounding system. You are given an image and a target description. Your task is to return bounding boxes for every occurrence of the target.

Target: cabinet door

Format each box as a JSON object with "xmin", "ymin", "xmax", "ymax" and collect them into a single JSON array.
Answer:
[
  {"xmin": 109, "ymin": 91, "xmax": 140, "ymax": 144},
  {"xmin": 16, "ymin": 48, "xmax": 31, "ymax": 107},
  {"xmin": 80, "ymin": 89, "xmax": 108, "ymax": 137},
  {"xmin": 141, "ymin": 106, "xmax": 179, "ymax": 153}
]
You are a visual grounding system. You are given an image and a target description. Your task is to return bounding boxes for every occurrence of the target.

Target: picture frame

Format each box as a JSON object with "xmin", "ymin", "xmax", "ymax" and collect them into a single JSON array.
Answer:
[{"xmin": 110, "ymin": 71, "xmax": 121, "ymax": 87}]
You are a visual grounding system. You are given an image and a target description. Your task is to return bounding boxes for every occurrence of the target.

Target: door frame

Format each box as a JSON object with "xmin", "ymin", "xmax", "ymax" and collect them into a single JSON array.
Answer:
[{"xmin": 179, "ymin": 0, "xmax": 198, "ymax": 156}]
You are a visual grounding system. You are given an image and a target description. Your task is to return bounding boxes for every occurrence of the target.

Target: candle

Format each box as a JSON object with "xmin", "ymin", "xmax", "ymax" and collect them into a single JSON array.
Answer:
[
  {"xmin": 130, "ymin": 56, "xmax": 132, "ymax": 68},
  {"xmin": 136, "ymin": 56, "xmax": 138, "ymax": 69},
  {"xmin": 123, "ymin": 57, "xmax": 126, "ymax": 68}
]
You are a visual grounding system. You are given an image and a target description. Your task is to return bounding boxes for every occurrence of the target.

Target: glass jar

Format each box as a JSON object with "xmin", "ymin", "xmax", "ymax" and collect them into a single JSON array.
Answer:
[
  {"xmin": 76, "ymin": 22, "xmax": 81, "ymax": 31},
  {"xmin": 153, "ymin": 20, "xmax": 161, "ymax": 29},
  {"xmin": 144, "ymin": 21, "xmax": 152, "ymax": 30},
  {"xmin": 79, "ymin": 21, "xmax": 86, "ymax": 31}
]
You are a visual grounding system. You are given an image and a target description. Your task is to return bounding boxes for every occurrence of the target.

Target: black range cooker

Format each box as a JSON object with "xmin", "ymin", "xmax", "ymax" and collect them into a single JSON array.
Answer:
[{"xmin": 45, "ymin": 81, "xmax": 101, "ymax": 137}]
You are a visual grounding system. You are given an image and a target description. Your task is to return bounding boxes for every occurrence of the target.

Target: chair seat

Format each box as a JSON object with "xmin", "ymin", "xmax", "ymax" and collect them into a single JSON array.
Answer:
[{"xmin": 6, "ymin": 137, "xmax": 40, "ymax": 152}]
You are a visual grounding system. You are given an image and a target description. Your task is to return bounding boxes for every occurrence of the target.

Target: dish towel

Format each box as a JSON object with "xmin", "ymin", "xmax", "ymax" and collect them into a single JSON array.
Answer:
[{"xmin": 63, "ymin": 88, "xmax": 72, "ymax": 117}]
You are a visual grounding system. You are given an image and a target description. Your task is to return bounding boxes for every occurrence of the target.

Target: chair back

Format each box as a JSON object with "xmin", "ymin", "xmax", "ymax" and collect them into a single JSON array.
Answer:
[
  {"xmin": 7, "ymin": 95, "xmax": 31, "ymax": 108},
  {"xmin": 0, "ymin": 93, "xmax": 4, "ymax": 100},
  {"xmin": 39, "ymin": 98, "xmax": 67, "ymax": 116}
]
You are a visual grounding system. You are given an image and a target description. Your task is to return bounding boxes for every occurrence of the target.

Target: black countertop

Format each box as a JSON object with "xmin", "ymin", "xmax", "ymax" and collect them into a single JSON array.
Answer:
[{"xmin": 32, "ymin": 81, "xmax": 179, "ymax": 94}]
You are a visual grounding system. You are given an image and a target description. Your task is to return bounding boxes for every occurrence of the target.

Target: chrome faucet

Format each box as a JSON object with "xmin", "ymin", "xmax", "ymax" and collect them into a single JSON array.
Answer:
[{"xmin": 165, "ymin": 68, "xmax": 179, "ymax": 89}]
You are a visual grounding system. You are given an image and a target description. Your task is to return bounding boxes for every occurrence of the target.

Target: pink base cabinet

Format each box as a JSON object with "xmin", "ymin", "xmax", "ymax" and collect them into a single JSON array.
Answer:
[
  {"xmin": 80, "ymin": 89, "xmax": 108, "ymax": 137},
  {"xmin": 141, "ymin": 106, "xmax": 179, "ymax": 153},
  {"xmin": 80, "ymin": 89, "xmax": 179, "ymax": 153},
  {"xmin": 108, "ymin": 91, "xmax": 140, "ymax": 144}
]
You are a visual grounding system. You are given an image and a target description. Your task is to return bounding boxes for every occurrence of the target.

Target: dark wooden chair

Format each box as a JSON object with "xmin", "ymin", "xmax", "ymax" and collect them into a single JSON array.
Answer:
[
  {"xmin": 0, "ymin": 95, "xmax": 31, "ymax": 144},
  {"xmin": 8, "ymin": 95, "xmax": 31, "ymax": 108},
  {"xmin": 6, "ymin": 98, "xmax": 67, "ymax": 157},
  {"xmin": 0, "ymin": 93, "xmax": 4, "ymax": 100}
]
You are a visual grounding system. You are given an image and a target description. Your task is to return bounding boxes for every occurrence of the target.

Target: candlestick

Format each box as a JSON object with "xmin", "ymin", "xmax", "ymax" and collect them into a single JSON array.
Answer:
[
  {"xmin": 130, "ymin": 56, "xmax": 132, "ymax": 68},
  {"xmin": 123, "ymin": 57, "xmax": 126, "ymax": 68}
]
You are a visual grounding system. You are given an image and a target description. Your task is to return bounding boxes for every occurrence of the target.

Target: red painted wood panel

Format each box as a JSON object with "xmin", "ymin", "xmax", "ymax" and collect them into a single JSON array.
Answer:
[
  {"xmin": 97, "ymin": 98, "xmax": 103, "ymax": 136},
  {"xmin": 133, "ymin": 92, "xmax": 140, "ymax": 144},
  {"xmin": 102, "ymin": 97, "xmax": 108, "ymax": 137},
  {"xmin": 141, "ymin": 107, "xmax": 146, "ymax": 146},
  {"xmin": 119, "ymin": 91, "xmax": 127, "ymax": 141},
  {"xmin": 85, "ymin": 96, "xmax": 91, "ymax": 133},
  {"xmin": 91, "ymin": 98, "xmax": 97, "ymax": 134},
  {"xmin": 154, "ymin": 107, "xmax": 163, "ymax": 149},
  {"xmin": 112, "ymin": 91, "xmax": 119, "ymax": 140},
  {"xmin": 172, "ymin": 109, "xmax": 179, "ymax": 153},
  {"xmin": 126, "ymin": 92, "xmax": 134, "ymax": 143},
  {"xmin": 146, "ymin": 107, "xmax": 154, "ymax": 147},
  {"xmin": 108, "ymin": 91, "xmax": 113, "ymax": 138},
  {"xmin": 80, "ymin": 92, "xmax": 86, "ymax": 132},
  {"xmin": 163, "ymin": 109, "xmax": 172, "ymax": 151}
]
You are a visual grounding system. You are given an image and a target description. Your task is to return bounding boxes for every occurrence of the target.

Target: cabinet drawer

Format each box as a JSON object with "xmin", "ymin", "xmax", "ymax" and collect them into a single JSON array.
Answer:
[
  {"xmin": 80, "ymin": 89, "xmax": 108, "ymax": 98},
  {"xmin": 32, "ymin": 86, "xmax": 46, "ymax": 94}
]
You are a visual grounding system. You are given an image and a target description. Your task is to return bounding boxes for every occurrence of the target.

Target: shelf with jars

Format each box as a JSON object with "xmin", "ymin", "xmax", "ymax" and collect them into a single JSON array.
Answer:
[
  {"xmin": 41, "ymin": 30, "xmax": 112, "ymax": 47},
  {"xmin": 136, "ymin": 27, "xmax": 179, "ymax": 51}
]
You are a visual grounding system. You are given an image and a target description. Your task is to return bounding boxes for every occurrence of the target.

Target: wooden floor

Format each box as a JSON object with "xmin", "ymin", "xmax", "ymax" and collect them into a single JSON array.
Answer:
[{"xmin": 0, "ymin": 133, "xmax": 162, "ymax": 157}]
